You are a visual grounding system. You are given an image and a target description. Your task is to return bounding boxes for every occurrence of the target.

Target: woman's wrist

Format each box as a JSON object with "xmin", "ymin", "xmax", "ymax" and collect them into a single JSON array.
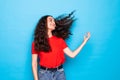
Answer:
[
  {"xmin": 83, "ymin": 40, "xmax": 87, "ymax": 44},
  {"xmin": 34, "ymin": 77, "xmax": 38, "ymax": 80}
]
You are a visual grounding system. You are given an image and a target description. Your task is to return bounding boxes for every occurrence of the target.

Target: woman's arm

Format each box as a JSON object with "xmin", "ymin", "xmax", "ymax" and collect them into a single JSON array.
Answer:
[
  {"xmin": 63, "ymin": 32, "xmax": 91, "ymax": 58},
  {"xmin": 32, "ymin": 54, "xmax": 38, "ymax": 80}
]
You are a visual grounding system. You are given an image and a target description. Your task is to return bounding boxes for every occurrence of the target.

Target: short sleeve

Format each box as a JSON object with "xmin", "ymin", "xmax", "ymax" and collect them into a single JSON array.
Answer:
[
  {"xmin": 60, "ymin": 38, "xmax": 68, "ymax": 49},
  {"xmin": 31, "ymin": 42, "xmax": 39, "ymax": 54}
]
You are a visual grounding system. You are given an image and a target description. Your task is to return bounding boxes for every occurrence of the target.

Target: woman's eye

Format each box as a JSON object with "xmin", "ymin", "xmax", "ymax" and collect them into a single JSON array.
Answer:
[{"xmin": 49, "ymin": 19, "xmax": 52, "ymax": 22}]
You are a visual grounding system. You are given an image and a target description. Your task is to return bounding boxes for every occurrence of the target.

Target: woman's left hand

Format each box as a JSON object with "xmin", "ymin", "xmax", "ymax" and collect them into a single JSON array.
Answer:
[{"xmin": 84, "ymin": 32, "xmax": 91, "ymax": 43}]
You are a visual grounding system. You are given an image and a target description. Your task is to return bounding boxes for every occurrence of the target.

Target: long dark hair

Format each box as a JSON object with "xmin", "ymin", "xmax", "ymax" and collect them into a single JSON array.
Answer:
[{"xmin": 34, "ymin": 11, "xmax": 75, "ymax": 52}]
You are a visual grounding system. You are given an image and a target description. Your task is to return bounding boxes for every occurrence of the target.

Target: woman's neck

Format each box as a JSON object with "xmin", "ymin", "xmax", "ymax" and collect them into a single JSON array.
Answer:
[{"xmin": 48, "ymin": 30, "xmax": 53, "ymax": 38}]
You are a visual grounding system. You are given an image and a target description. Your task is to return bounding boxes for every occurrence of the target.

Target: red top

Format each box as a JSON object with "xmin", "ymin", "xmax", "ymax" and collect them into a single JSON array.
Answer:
[{"xmin": 31, "ymin": 36, "xmax": 68, "ymax": 68}]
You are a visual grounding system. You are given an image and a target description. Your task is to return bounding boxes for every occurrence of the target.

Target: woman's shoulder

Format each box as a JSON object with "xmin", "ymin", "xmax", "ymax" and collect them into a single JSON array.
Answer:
[{"xmin": 31, "ymin": 41, "xmax": 35, "ymax": 46}]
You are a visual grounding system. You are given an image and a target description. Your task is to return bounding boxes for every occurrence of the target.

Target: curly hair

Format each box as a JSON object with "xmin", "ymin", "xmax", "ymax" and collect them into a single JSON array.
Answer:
[
  {"xmin": 34, "ymin": 11, "xmax": 75, "ymax": 52},
  {"xmin": 53, "ymin": 10, "xmax": 75, "ymax": 39}
]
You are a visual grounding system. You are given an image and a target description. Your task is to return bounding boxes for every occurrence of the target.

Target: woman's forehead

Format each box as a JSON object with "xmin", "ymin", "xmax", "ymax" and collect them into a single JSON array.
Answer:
[{"xmin": 48, "ymin": 16, "xmax": 54, "ymax": 19}]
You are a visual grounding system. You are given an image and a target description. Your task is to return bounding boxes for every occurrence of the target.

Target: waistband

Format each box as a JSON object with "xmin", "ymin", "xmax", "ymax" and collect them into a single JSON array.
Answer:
[{"xmin": 40, "ymin": 65, "xmax": 63, "ymax": 71}]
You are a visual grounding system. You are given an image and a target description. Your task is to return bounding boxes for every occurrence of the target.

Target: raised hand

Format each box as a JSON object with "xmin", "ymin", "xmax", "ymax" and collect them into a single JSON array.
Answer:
[{"xmin": 84, "ymin": 32, "xmax": 91, "ymax": 43}]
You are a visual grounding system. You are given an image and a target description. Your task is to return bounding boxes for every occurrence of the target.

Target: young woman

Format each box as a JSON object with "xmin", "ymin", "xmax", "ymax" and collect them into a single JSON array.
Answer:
[{"xmin": 31, "ymin": 11, "xmax": 90, "ymax": 80}]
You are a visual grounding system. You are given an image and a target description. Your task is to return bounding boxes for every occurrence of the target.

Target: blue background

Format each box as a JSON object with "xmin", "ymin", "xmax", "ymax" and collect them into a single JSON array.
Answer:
[{"xmin": 0, "ymin": 0, "xmax": 120, "ymax": 80}]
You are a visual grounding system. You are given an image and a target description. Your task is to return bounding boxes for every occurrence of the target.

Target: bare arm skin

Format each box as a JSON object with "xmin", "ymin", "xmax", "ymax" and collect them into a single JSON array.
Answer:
[
  {"xmin": 32, "ymin": 54, "xmax": 38, "ymax": 80},
  {"xmin": 63, "ymin": 32, "xmax": 91, "ymax": 58}
]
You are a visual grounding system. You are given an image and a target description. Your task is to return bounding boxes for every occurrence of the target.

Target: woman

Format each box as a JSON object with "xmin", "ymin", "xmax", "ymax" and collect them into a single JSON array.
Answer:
[{"xmin": 31, "ymin": 11, "xmax": 90, "ymax": 80}]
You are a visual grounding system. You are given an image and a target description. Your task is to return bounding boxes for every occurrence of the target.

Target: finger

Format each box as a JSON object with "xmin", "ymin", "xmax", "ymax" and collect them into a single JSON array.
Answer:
[{"xmin": 87, "ymin": 32, "xmax": 90, "ymax": 37}]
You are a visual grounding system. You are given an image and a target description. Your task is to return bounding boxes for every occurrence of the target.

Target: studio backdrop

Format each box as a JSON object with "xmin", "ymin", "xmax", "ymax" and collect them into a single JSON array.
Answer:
[{"xmin": 0, "ymin": 0, "xmax": 120, "ymax": 80}]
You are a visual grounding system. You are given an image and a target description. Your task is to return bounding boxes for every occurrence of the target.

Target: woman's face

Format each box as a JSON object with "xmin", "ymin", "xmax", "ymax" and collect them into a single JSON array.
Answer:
[{"xmin": 47, "ymin": 16, "xmax": 56, "ymax": 31}]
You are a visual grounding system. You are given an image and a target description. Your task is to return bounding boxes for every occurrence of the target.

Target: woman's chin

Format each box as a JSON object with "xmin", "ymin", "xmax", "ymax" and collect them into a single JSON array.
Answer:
[
  {"xmin": 52, "ymin": 27, "xmax": 56, "ymax": 30},
  {"xmin": 50, "ymin": 28, "xmax": 55, "ymax": 31}
]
